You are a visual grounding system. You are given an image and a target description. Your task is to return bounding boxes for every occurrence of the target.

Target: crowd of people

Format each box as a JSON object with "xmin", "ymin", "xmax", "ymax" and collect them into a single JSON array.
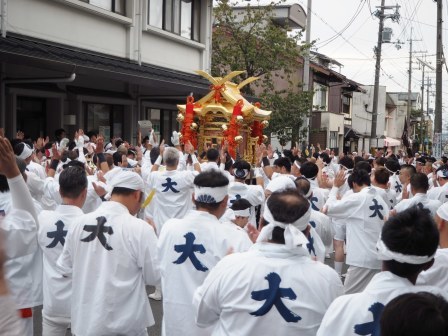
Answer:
[{"xmin": 0, "ymin": 127, "xmax": 448, "ymax": 336}]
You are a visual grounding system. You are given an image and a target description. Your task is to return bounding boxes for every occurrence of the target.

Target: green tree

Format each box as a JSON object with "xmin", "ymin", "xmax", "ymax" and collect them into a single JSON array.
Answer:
[{"xmin": 212, "ymin": 0, "xmax": 312, "ymax": 144}]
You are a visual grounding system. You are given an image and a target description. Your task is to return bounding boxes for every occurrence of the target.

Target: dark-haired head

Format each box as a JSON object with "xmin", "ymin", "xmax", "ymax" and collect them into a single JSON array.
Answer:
[
  {"xmin": 381, "ymin": 206, "xmax": 439, "ymax": 281},
  {"xmin": 354, "ymin": 156, "xmax": 364, "ymax": 165},
  {"xmin": 230, "ymin": 198, "xmax": 252, "ymax": 211},
  {"xmin": 274, "ymin": 157, "xmax": 291, "ymax": 174},
  {"xmin": 339, "ymin": 156, "xmax": 354, "ymax": 170},
  {"xmin": 300, "ymin": 161, "xmax": 318, "ymax": 179},
  {"xmin": 59, "ymin": 166, "xmax": 88, "ymax": 200},
  {"xmin": 410, "ymin": 172, "xmax": 430, "ymax": 194},
  {"xmin": 380, "ymin": 292, "xmax": 448, "ymax": 336},
  {"xmin": 385, "ymin": 159, "xmax": 400, "ymax": 174},
  {"xmin": 373, "ymin": 167, "xmax": 390, "ymax": 186},
  {"xmin": 295, "ymin": 177, "xmax": 311, "ymax": 199},
  {"xmin": 206, "ymin": 148, "xmax": 219, "ymax": 163},
  {"xmin": 355, "ymin": 160, "xmax": 372, "ymax": 174},
  {"xmin": 350, "ymin": 169, "xmax": 371, "ymax": 190}
]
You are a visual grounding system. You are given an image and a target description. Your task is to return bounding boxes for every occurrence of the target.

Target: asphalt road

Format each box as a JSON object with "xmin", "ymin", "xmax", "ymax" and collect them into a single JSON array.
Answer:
[
  {"xmin": 32, "ymin": 256, "xmax": 345, "ymax": 336},
  {"xmin": 33, "ymin": 286, "xmax": 163, "ymax": 336}
]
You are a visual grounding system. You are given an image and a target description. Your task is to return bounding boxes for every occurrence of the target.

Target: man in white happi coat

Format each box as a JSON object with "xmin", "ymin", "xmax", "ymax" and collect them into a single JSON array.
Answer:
[
  {"xmin": 158, "ymin": 170, "xmax": 244, "ymax": 336},
  {"xmin": 193, "ymin": 189, "xmax": 343, "ymax": 336},
  {"xmin": 228, "ymin": 159, "xmax": 264, "ymax": 226},
  {"xmin": 0, "ymin": 137, "xmax": 41, "ymax": 336},
  {"xmin": 295, "ymin": 177, "xmax": 334, "ymax": 255},
  {"xmin": 37, "ymin": 166, "xmax": 87, "ymax": 335},
  {"xmin": 57, "ymin": 170, "xmax": 160, "ymax": 336},
  {"xmin": 318, "ymin": 206, "xmax": 442, "ymax": 336},
  {"xmin": 324, "ymin": 169, "xmax": 388, "ymax": 293},
  {"xmin": 145, "ymin": 142, "xmax": 200, "ymax": 232},
  {"xmin": 427, "ymin": 164, "xmax": 448, "ymax": 203},
  {"xmin": 391, "ymin": 172, "xmax": 441, "ymax": 218},
  {"xmin": 14, "ymin": 142, "xmax": 46, "ymax": 180},
  {"xmin": 417, "ymin": 202, "xmax": 448, "ymax": 292},
  {"xmin": 371, "ymin": 167, "xmax": 395, "ymax": 209},
  {"xmin": 385, "ymin": 159, "xmax": 402, "ymax": 207},
  {"xmin": 299, "ymin": 161, "xmax": 329, "ymax": 211},
  {"xmin": 323, "ymin": 155, "xmax": 354, "ymax": 276},
  {"xmin": 200, "ymin": 148, "xmax": 232, "ymax": 181},
  {"xmin": 396, "ymin": 164, "xmax": 416, "ymax": 202},
  {"xmin": 146, "ymin": 143, "xmax": 201, "ymax": 300}
]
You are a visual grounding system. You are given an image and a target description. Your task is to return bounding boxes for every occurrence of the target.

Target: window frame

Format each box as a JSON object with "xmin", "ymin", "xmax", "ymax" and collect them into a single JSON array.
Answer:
[{"xmin": 148, "ymin": 0, "xmax": 201, "ymax": 41}]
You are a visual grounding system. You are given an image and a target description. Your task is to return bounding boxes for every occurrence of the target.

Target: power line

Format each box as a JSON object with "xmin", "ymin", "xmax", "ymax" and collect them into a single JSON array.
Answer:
[{"xmin": 316, "ymin": 0, "xmax": 365, "ymax": 47}]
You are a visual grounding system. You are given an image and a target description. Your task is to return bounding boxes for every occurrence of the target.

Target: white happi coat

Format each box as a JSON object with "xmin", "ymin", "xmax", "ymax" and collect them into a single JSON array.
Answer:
[
  {"xmin": 219, "ymin": 221, "xmax": 253, "ymax": 252},
  {"xmin": 146, "ymin": 169, "xmax": 198, "ymax": 232},
  {"xmin": 1, "ymin": 175, "xmax": 42, "ymax": 311},
  {"xmin": 372, "ymin": 186, "xmax": 395, "ymax": 210},
  {"xmin": 2, "ymin": 209, "xmax": 42, "ymax": 310},
  {"xmin": 326, "ymin": 186, "xmax": 388, "ymax": 269},
  {"xmin": 28, "ymin": 160, "xmax": 46, "ymax": 180},
  {"xmin": 57, "ymin": 201, "xmax": 160, "ymax": 336},
  {"xmin": 309, "ymin": 187, "xmax": 329, "ymax": 212},
  {"xmin": 158, "ymin": 210, "xmax": 243, "ymax": 336},
  {"xmin": 37, "ymin": 205, "xmax": 83, "ymax": 318},
  {"xmin": 317, "ymin": 271, "xmax": 446, "ymax": 336},
  {"xmin": 393, "ymin": 192, "xmax": 441, "ymax": 218},
  {"xmin": 309, "ymin": 209, "xmax": 334, "ymax": 248},
  {"xmin": 417, "ymin": 248, "xmax": 448, "ymax": 292},
  {"xmin": 427, "ymin": 182, "xmax": 448, "ymax": 204},
  {"xmin": 193, "ymin": 243, "xmax": 343, "ymax": 336}
]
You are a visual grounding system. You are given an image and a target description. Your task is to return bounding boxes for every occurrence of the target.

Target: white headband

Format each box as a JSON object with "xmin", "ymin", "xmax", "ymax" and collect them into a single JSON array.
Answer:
[
  {"xmin": 108, "ymin": 170, "xmax": 145, "ymax": 192},
  {"xmin": 304, "ymin": 188, "xmax": 313, "ymax": 199},
  {"xmin": 17, "ymin": 144, "xmax": 33, "ymax": 160},
  {"xmin": 376, "ymin": 238, "xmax": 435, "ymax": 265},
  {"xmin": 233, "ymin": 208, "xmax": 250, "ymax": 217},
  {"xmin": 436, "ymin": 169, "xmax": 448, "ymax": 178},
  {"xmin": 384, "ymin": 166, "xmax": 398, "ymax": 175},
  {"xmin": 257, "ymin": 222, "xmax": 310, "ymax": 250},
  {"xmin": 194, "ymin": 185, "xmax": 228, "ymax": 203},
  {"xmin": 437, "ymin": 203, "xmax": 448, "ymax": 221},
  {"xmin": 257, "ymin": 204, "xmax": 311, "ymax": 250},
  {"xmin": 294, "ymin": 161, "xmax": 301, "ymax": 170}
]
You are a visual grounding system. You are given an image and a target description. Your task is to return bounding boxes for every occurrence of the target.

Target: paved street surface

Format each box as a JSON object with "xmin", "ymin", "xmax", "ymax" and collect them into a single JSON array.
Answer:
[{"xmin": 33, "ymin": 256, "xmax": 345, "ymax": 336}]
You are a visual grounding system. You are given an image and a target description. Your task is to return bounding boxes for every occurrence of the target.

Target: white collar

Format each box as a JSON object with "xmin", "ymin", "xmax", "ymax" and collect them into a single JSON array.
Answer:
[{"xmin": 251, "ymin": 242, "xmax": 310, "ymax": 259}]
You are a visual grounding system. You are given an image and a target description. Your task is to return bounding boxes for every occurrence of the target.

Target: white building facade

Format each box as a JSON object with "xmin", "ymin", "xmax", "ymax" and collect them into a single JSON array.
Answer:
[{"xmin": 0, "ymin": 0, "xmax": 213, "ymax": 141}]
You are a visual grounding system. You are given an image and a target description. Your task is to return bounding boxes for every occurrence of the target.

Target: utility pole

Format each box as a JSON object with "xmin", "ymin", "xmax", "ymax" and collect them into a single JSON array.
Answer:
[
  {"xmin": 427, "ymin": 77, "xmax": 431, "ymax": 116},
  {"xmin": 371, "ymin": 0, "xmax": 385, "ymax": 142},
  {"xmin": 406, "ymin": 28, "xmax": 425, "ymax": 121},
  {"xmin": 435, "ymin": 0, "xmax": 443, "ymax": 134},
  {"xmin": 371, "ymin": 2, "xmax": 400, "ymax": 149},
  {"xmin": 303, "ymin": 0, "xmax": 312, "ymax": 146}
]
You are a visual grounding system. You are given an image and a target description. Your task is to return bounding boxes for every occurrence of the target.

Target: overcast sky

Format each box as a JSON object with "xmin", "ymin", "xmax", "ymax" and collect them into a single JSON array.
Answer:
[
  {"xmin": 295, "ymin": 0, "xmax": 442, "ymax": 112},
  {"xmin": 228, "ymin": 0, "xmax": 445, "ymax": 114}
]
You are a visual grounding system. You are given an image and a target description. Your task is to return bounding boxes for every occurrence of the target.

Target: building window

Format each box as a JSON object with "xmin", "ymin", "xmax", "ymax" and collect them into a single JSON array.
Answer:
[
  {"xmin": 85, "ymin": 103, "xmax": 124, "ymax": 143},
  {"xmin": 148, "ymin": 0, "xmax": 201, "ymax": 41},
  {"xmin": 313, "ymin": 83, "xmax": 328, "ymax": 110},
  {"xmin": 144, "ymin": 108, "xmax": 179, "ymax": 144},
  {"xmin": 81, "ymin": 0, "xmax": 126, "ymax": 16},
  {"xmin": 342, "ymin": 95, "xmax": 351, "ymax": 114},
  {"xmin": 329, "ymin": 131, "xmax": 338, "ymax": 149}
]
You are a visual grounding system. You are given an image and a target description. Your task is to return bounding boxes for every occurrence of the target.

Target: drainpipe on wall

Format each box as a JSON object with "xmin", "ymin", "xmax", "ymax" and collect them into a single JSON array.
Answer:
[
  {"xmin": 1, "ymin": 0, "xmax": 7, "ymax": 38},
  {"xmin": 1, "ymin": 73, "xmax": 76, "ymax": 135},
  {"xmin": 136, "ymin": 0, "xmax": 142, "ymax": 66}
]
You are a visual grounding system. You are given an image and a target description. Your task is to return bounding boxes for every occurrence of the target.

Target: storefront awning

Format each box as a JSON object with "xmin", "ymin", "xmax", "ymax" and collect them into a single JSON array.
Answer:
[
  {"xmin": 344, "ymin": 126, "xmax": 363, "ymax": 139},
  {"xmin": 384, "ymin": 137, "xmax": 401, "ymax": 147}
]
